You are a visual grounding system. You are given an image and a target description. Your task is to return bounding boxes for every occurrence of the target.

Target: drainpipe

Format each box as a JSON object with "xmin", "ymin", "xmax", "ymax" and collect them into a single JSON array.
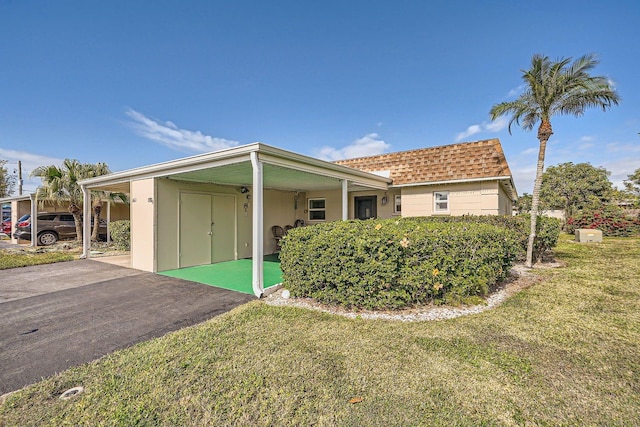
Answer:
[
  {"xmin": 81, "ymin": 185, "xmax": 91, "ymax": 259},
  {"xmin": 341, "ymin": 179, "xmax": 348, "ymax": 221},
  {"xmin": 250, "ymin": 152, "xmax": 264, "ymax": 297},
  {"xmin": 29, "ymin": 193, "xmax": 37, "ymax": 247}
]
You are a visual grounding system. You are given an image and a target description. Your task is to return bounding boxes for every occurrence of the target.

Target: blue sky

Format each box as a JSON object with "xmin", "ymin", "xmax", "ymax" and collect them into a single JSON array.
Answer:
[{"xmin": 1, "ymin": 0, "xmax": 638, "ymax": 195}]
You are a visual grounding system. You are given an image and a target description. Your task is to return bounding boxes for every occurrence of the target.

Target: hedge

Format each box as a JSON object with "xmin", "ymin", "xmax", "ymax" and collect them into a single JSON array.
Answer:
[
  {"xmin": 413, "ymin": 214, "xmax": 561, "ymax": 263},
  {"xmin": 280, "ymin": 219, "xmax": 521, "ymax": 310},
  {"xmin": 109, "ymin": 220, "xmax": 131, "ymax": 250}
]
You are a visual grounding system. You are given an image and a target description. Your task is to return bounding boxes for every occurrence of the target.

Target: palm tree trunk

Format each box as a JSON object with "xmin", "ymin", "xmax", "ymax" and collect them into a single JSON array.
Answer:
[
  {"xmin": 91, "ymin": 201, "xmax": 102, "ymax": 241},
  {"xmin": 68, "ymin": 202, "xmax": 83, "ymax": 243},
  {"xmin": 527, "ymin": 121, "xmax": 552, "ymax": 267}
]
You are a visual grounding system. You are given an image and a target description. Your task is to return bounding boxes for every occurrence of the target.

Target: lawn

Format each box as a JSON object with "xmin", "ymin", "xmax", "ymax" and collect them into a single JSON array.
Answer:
[
  {"xmin": 1, "ymin": 236, "xmax": 639, "ymax": 426},
  {"xmin": 0, "ymin": 249, "xmax": 74, "ymax": 270}
]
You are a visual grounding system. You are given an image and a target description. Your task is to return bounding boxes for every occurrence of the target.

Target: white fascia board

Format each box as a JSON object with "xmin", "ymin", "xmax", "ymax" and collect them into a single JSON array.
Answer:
[
  {"xmin": 257, "ymin": 150, "xmax": 391, "ymax": 190},
  {"xmin": 0, "ymin": 194, "xmax": 34, "ymax": 203},
  {"xmin": 79, "ymin": 144, "xmax": 260, "ymax": 189}
]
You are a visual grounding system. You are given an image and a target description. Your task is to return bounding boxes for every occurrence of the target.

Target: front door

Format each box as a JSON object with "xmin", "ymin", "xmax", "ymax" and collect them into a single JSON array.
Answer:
[
  {"xmin": 355, "ymin": 196, "xmax": 377, "ymax": 220},
  {"xmin": 211, "ymin": 194, "xmax": 236, "ymax": 263},
  {"xmin": 180, "ymin": 193, "xmax": 212, "ymax": 268}
]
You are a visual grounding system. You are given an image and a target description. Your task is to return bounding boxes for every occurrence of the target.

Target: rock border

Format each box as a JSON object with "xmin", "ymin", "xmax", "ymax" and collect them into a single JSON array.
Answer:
[{"xmin": 264, "ymin": 264, "xmax": 549, "ymax": 322}]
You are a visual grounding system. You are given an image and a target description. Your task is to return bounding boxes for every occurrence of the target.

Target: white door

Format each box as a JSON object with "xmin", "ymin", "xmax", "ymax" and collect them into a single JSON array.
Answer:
[
  {"xmin": 180, "ymin": 193, "xmax": 212, "ymax": 268},
  {"xmin": 211, "ymin": 195, "xmax": 236, "ymax": 263}
]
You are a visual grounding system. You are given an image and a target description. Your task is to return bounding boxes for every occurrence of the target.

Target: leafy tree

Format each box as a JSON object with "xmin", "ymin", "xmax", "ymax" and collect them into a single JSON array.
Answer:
[
  {"xmin": 0, "ymin": 159, "xmax": 16, "ymax": 198},
  {"xmin": 624, "ymin": 168, "xmax": 640, "ymax": 196},
  {"xmin": 490, "ymin": 54, "xmax": 619, "ymax": 267},
  {"xmin": 516, "ymin": 193, "xmax": 533, "ymax": 213},
  {"xmin": 85, "ymin": 163, "xmax": 128, "ymax": 241},
  {"xmin": 540, "ymin": 162, "xmax": 613, "ymax": 218},
  {"xmin": 32, "ymin": 159, "xmax": 116, "ymax": 243}
]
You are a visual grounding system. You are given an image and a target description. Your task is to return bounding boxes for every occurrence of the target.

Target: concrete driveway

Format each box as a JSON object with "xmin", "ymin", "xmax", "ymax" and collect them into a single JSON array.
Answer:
[{"xmin": 0, "ymin": 259, "xmax": 254, "ymax": 394}]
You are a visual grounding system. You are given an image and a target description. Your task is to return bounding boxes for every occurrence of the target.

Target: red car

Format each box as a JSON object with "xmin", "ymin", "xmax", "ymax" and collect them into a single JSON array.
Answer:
[{"xmin": 1, "ymin": 220, "xmax": 10, "ymax": 235}]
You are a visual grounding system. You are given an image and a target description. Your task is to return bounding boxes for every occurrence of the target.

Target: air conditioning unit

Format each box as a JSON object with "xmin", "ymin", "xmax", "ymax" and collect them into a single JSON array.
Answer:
[{"xmin": 575, "ymin": 229, "xmax": 602, "ymax": 243}]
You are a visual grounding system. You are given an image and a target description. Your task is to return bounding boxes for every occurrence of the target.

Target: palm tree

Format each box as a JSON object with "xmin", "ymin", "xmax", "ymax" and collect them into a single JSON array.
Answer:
[
  {"xmin": 32, "ymin": 160, "xmax": 120, "ymax": 244},
  {"xmin": 86, "ymin": 163, "xmax": 128, "ymax": 241},
  {"xmin": 490, "ymin": 54, "xmax": 619, "ymax": 267},
  {"xmin": 32, "ymin": 159, "xmax": 89, "ymax": 243}
]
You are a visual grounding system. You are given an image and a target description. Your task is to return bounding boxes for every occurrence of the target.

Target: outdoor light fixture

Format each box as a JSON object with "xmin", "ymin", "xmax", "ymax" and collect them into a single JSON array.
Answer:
[{"xmin": 381, "ymin": 193, "xmax": 388, "ymax": 205}]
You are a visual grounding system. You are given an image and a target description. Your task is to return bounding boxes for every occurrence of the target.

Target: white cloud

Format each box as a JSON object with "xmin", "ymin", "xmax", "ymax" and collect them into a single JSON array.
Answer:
[
  {"xmin": 315, "ymin": 133, "xmax": 391, "ymax": 161},
  {"xmin": 579, "ymin": 136, "xmax": 595, "ymax": 142},
  {"xmin": 507, "ymin": 84, "xmax": 525, "ymax": 98},
  {"xmin": 125, "ymin": 108, "xmax": 240, "ymax": 153},
  {"xmin": 455, "ymin": 117, "xmax": 508, "ymax": 142},
  {"xmin": 521, "ymin": 147, "xmax": 538, "ymax": 156},
  {"xmin": 0, "ymin": 148, "xmax": 64, "ymax": 193},
  {"xmin": 603, "ymin": 158, "xmax": 640, "ymax": 190}
]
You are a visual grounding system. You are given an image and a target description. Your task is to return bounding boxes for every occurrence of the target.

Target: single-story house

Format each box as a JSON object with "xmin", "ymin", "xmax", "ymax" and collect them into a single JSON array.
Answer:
[{"xmin": 77, "ymin": 138, "xmax": 516, "ymax": 297}]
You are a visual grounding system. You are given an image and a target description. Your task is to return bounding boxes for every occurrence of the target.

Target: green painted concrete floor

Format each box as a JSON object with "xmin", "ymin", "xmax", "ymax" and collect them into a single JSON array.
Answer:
[{"xmin": 159, "ymin": 254, "xmax": 282, "ymax": 295}]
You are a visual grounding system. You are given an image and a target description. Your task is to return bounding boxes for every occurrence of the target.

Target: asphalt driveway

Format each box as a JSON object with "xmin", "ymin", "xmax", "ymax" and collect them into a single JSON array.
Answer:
[{"xmin": 0, "ymin": 259, "xmax": 254, "ymax": 394}]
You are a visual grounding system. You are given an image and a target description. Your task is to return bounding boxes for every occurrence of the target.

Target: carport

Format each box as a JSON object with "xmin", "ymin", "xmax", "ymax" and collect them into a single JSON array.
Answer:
[{"xmin": 78, "ymin": 143, "xmax": 391, "ymax": 297}]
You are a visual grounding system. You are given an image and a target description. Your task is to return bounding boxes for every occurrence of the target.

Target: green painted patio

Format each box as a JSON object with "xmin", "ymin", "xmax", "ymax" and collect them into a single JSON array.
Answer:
[{"xmin": 159, "ymin": 254, "xmax": 282, "ymax": 295}]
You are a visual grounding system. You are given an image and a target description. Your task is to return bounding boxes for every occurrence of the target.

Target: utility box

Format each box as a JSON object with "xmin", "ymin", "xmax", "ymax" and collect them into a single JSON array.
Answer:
[{"xmin": 575, "ymin": 229, "xmax": 603, "ymax": 243}]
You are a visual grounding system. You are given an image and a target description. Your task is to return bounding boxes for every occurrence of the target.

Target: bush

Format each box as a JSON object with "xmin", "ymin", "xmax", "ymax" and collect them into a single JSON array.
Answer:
[
  {"xmin": 109, "ymin": 220, "xmax": 130, "ymax": 250},
  {"xmin": 567, "ymin": 205, "xmax": 640, "ymax": 237},
  {"xmin": 280, "ymin": 219, "xmax": 521, "ymax": 310},
  {"xmin": 409, "ymin": 214, "xmax": 561, "ymax": 262}
]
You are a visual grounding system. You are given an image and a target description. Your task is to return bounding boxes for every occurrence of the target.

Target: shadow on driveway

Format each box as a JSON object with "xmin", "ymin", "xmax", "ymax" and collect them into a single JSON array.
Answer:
[{"xmin": 0, "ymin": 259, "xmax": 254, "ymax": 394}]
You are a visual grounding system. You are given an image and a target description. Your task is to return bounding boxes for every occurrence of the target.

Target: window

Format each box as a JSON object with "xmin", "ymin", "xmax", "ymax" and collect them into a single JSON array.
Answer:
[
  {"xmin": 394, "ymin": 195, "xmax": 402, "ymax": 214},
  {"xmin": 434, "ymin": 191, "xmax": 449, "ymax": 213},
  {"xmin": 308, "ymin": 198, "xmax": 326, "ymax": 221}
]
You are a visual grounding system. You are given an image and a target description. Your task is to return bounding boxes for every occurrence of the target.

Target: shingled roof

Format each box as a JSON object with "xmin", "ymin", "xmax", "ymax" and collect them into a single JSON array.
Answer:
[{"xmin": 335, "ymin": 138, "xmax": 513, "ymax": 187}]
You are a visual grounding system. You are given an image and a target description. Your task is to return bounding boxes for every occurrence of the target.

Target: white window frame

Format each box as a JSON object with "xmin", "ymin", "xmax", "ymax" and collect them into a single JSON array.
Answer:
[
  {"xmin": 308, "ymin": 198, "xmax": 326, "ymax": 221},
  {"xmin": 434, "ymin": 191, "xmax": 449, "ymax": 213},
  {"xmin": 393, "ymin": 194, "xmax": 402, "ymax": 214}
]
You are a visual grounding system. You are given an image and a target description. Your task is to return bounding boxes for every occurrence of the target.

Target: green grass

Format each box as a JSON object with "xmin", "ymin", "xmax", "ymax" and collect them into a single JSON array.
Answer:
[
  {"xmin": 2, "ymin": 236, "xmax": 639, "ymax": 426},
  {"xmin": 0, "ymin": 250, "xmax": 74, "ymax": 270}
]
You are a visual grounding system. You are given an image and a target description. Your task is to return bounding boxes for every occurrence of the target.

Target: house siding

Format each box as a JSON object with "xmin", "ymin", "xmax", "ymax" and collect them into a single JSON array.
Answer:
[
  {"xmin": 130, "ymin": 178, "xmax": 156, "ymax": 272},
  {"xmin": 400, "ymin": 181, "xmax": 505, "ymax": 217}
]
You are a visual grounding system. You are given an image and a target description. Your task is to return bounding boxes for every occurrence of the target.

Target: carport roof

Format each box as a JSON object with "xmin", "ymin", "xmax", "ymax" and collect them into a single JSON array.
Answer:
[{"xmin": 78, "ymin": 143, "xmax": 392, "ymax": 193}]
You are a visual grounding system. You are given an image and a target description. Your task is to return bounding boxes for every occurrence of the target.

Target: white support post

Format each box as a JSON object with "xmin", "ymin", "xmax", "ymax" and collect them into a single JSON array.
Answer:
[
  {"xmin": 29, "ymin": 193, "xmax": 37, "ymax": 247},
  {"xmin": 250, "ymin": 152, "xmax": 264, "ymax": 297},
  {"xmin": 106, "ymin": 201, "xmax": 111, "ymax": 242},
  {"xmin": 341, "ymin": 179, "xmax": 348, "ymax": 221},
  {"xmin": 82, "ymin": 186, "xmax": 91, "ymax": 259}
]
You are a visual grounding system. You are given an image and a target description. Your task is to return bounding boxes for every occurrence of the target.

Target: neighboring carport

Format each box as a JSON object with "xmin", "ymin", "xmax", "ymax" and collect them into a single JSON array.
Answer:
[{"xmin": 78, "ymin": 143, "xmax": 391, "ymax": 297}]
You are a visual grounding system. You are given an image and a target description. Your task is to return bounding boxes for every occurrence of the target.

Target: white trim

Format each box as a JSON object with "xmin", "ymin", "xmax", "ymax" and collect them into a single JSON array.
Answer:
[
  {"xmin": 393, "ymin": 194, "xmax": 402, "ymax": 214},
  {"xmin": 434, "ymin": 191, "xmax": 450, "ymax": 213},
  {"xmin": 29, "ymin": 193, "xmax": 37, "ymax": 247},
  {"xmin": 341, "ymin": 179, "xmax": 348, "ymax": 220},
  {"xmin": 392, "ymin": 175, "xmax": 512, "ymax": 187},
  {"xmin": 251, "ymin": 152, "xmax": 264, "ymax": 298},
  {"xmin": 82, "ymin": 186, "xmax": 91, "ymax": 258},
  {"xmin": 308, "ymin": 198, "xmax": 327, "ymax": 221}
]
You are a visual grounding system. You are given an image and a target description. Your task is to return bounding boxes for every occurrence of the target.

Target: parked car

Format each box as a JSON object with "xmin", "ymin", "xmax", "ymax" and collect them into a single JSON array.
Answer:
[
  {"xmin": 13, "ymin": 213, "xmax": 107, "ymax": 245},
  {"xmin": 1, "ymin": 220, "xmax": 11, "ymax": 235}
]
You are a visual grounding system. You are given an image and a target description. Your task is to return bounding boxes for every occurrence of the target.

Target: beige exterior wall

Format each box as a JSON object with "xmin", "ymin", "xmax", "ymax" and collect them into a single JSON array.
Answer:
[
  {"xmin": 264, "ymin": 189, "xmax": 306, "ymax": 254},
  {"xmin": 130, "ymin": 178, "xmax": 156, "ymax": 272},
  {"xmin": 401, "ymin": 181, "xmax": 506, "ymax": 217},
  {"xmin": 303, "ymin": 189, "xmax": 401, "ymax": 223},
  {"xmin": 154, "ymin": 179, "xmax": 304, "ymax": 271},
  {"xmin": 497, "ymin": 184, "xmax": 514, "ymax": 215}
]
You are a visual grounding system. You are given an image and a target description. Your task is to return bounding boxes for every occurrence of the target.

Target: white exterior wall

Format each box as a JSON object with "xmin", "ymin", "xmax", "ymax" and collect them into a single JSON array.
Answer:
[{"xmin": 130, "ymin": 178, "xmax": 156, "ymax": 272}]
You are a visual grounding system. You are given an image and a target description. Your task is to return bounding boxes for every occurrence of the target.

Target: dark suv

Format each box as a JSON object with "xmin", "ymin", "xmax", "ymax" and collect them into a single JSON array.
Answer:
[{"xmin": 13, "ymin": 213, "xmax": 107, "ymax": 245}]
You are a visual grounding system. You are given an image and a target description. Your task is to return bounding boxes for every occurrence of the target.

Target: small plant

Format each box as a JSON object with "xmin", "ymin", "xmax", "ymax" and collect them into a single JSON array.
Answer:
[{"xmin": 109, "ymin": 220, "xmax": 131, "ymax": 250}]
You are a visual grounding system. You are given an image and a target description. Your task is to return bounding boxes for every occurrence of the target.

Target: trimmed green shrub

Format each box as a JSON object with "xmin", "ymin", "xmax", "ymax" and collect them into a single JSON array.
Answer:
[
  {"xmin": 409, "ymin": 214, "xmax": 561, "ymax": 262},
  {"xmin": 566, "ymin": 205, "xmax": 640, "ymax": 237},
  {"xmin": 109, "ymin": 220, "xmax": 130, "ymax": 250},
  {"xmin": 280, "ymin": 219, "xmax": 521, "ymax": 310}
]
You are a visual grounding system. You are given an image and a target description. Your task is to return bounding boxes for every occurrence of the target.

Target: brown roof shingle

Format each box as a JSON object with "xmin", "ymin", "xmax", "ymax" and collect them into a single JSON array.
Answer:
[{"xmin": 335, "ymin": 138, "xmax": 513, "ymax": 186}]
